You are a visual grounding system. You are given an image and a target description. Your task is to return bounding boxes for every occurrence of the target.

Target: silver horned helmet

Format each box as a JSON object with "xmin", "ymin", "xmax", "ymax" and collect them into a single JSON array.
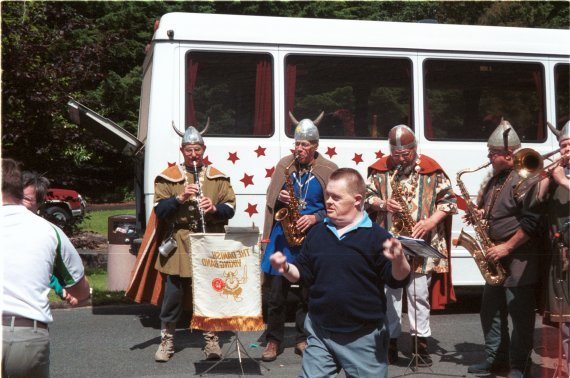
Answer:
[
  {"xmin": 388, "ymin": 124, "xmax": 416, "ymax": 151},
  {"xmin": 487, "ymin": 119, "xmax": 521, "ymax": 151},
  {"xmin": 289, "ymin": 111, "xmax": 324, "ymax": 141},
  {"xmin": 172, "ymin": 118, "xmax": 210, "ymax": 145},
  {"xmin": 547, "ymin": 120, "xmax": 570, "ymax": 142}
]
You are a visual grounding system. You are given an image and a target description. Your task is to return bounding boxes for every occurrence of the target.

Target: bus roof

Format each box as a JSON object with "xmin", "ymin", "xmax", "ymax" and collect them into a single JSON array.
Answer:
[{"xmin": 154, "ymin": 12, "xmax": 570, "ymax": 57}]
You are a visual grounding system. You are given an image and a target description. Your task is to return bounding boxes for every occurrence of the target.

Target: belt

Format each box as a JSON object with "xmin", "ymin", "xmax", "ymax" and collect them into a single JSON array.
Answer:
[{"xmin": 2, "ymin": 316, "xmax": 48, "ymax": 329}]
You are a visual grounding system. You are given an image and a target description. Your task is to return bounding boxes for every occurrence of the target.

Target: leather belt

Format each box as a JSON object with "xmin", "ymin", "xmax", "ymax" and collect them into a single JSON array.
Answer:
[{"xmin": 2, "ymin": 316, "xmax": 48, "ymax": 329}]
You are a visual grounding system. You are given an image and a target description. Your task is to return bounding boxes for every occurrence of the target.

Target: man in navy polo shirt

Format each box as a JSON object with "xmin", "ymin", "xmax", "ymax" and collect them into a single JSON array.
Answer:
[{"xmin": 270, "ymin": 167, "xmax": 411, "ymax": 377}]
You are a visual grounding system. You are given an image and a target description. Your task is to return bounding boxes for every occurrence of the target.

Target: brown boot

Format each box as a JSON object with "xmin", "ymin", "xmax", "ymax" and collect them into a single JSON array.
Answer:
[
  {"xmin": 261, "ymin": 340, "xmax": 281, "ymax": 362},
  {"xmin": 155, "ymin": 323, "xmax": 175, "ymax": 362},
  {"xmin": 294, "ymin": 341, "xmax": 307, "ymax": 356},
  {"xmin": 203, "ymin": 332, "xmax": 222, "ymax": 360},
  {"xmin": 388, "ymin": 338, "xmax": 399, "ymax": 364}
]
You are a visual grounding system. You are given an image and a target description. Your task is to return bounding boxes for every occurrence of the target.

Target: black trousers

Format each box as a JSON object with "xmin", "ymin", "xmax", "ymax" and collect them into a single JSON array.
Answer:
[
  {"xmin": 159, "ymin": 275, "xmax": 191, "ymax": 324},
  {"xmin": 265, "ymin": 274, "xmax": 308, "ymax": 344}
]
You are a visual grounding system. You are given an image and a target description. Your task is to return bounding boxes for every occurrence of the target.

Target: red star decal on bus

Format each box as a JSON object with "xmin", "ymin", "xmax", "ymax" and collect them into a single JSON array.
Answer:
[
  {"xmin": 325, "ymin": 147, "xmax": 337, "ymax": 159},
  {"xmin": 244, "ymin": 203, "xmax": 258, "ymax": 217},
  {"xmin": 265, "ymin": 166, "xmax": 275, "ymax": 178},
  {"xmin": 375, "ymin": 150, "xmax": 385, "ymax": 159},
  {"xmin": 254, "ymin": 145, "xmax": 266, "ymax": 157},
  {"xmin": 240, "ymin": 173, "xmax": 254, "ymax": 187},
  {"xmin": 202, "ymin": 156, "xmax": 212, "ymax": 166},
  {"xmin": 352, "ymin": 153, "xmax": 364, "ymax": 165},
  {"xmin": 168, "ymin": 161, "xmax": 176, "ymax": 167},
  {"xmin": 228, "ymin": 152, "xmax": 240, "ymax": 164}
]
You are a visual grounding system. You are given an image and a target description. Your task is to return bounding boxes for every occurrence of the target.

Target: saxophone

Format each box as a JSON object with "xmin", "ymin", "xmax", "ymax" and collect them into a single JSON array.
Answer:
[
  {"xmin": 274, "ymin": 157, "xmax": 305, "ymax": 247},
  {"xmin": 455, "ymin": 163, "xmax": 508, "ymax": 286},
  {"xmin": 390, "ymin": 166, "xmax": 416, "ymax": 236}
]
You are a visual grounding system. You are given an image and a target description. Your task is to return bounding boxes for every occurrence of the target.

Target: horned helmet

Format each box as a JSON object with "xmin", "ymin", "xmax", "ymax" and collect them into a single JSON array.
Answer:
[
  {"xmin": 172, "ymin": 118, "xmax": 210, "ymax": 145},
  {"xmin": 547, "ymin": 120, "xmax": 570, "ymax": 142},
  {"xmin": 487, "ymin": 119, "xmax": 521, "ymax": 151},
  {"xmin": 289, "ymin": 111, "xmax": 324, "ymax": 141},
  {"xmin": 388, "ymin": 125, "xmax": 416, "ymax": 151}
]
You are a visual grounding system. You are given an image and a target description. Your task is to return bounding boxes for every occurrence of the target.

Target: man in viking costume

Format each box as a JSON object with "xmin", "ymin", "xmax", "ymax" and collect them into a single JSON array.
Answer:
[
  {"xmin": 467, "ymin": 120, "xmax": 542, "ymax": 378},
  {"xmin": 365, "ymin": 124, "xmax": 457, "ymax": 367},
  {"xmin": 260, "ymin": 112, "xmax": 338, "ymax": 362},
  {"xmin": 126, "ymin": 120, "xmax": 236, "ymax": 362},
  {"xmin": 535, "ymin": 121, "xmax": 570, "ymax": 375}
]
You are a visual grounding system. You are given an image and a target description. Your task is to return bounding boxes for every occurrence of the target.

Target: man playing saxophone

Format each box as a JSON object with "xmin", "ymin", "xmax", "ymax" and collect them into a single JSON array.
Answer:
[
  {"xmin": 365, "ymin": 124, "xmax": 457, "ymax": 366},
  {"xmin": 468, "ymin": 120, "xmax": 542, "ymax": 378},
  {"xmin": 260, "ymin": 111, "xmax": 338, "ymax": 362}
]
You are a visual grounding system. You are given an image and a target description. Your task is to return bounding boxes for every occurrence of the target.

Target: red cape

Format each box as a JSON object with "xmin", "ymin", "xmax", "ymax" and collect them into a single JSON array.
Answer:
[
  {"xmin": 125, "ymin": 210, "xmax": 165, "ymax": 306},
  {"xmin": 368, "ymin": 154, "xmax": 457, "ymax": 310}
]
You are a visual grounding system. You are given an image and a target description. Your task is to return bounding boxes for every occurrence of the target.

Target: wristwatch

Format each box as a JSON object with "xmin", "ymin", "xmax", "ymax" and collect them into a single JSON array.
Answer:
[{"xmin": 378, "ymin": 200, "xmax": 386, "ymax": 211}]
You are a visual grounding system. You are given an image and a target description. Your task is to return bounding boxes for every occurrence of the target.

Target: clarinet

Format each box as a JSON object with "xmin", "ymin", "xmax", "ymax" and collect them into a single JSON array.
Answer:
[{"xmin": 193, "ymin": 160, "xmax": 207, "ymax": 233}]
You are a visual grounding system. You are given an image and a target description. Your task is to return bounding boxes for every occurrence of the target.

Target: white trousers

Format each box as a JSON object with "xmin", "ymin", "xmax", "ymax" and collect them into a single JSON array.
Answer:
[{"xmin": 386, "ymin": 272, "xmax": 432, "ymax": 338}]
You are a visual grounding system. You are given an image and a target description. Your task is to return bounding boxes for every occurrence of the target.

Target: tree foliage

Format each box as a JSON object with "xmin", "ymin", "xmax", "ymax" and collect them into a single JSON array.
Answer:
[{"xmin": 2, "ymin": 1, "xmax": 568, "ymax": 201}]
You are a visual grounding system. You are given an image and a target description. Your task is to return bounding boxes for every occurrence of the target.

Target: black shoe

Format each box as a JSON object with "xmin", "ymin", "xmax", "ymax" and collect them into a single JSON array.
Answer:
[
  {"xmin": 411, "ymin": 336, "xmax": 432, "ymax": 367},
  {"xmin": 388, "ymin": 338, "xmax": 398, "ymax": 364},
  {"xmin": 468, "ymin": 359, "xmax": 510, "ymax": 374}
]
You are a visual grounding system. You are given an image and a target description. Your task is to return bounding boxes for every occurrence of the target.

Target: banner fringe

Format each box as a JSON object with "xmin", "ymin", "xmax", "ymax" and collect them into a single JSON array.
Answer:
[{"xmin": 191, "ymin": 316, "xmax": 265, "ymax": 332}]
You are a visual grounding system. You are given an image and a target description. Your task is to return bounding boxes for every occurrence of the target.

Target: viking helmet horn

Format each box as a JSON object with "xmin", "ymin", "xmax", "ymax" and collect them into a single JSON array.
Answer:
[
  {"xmin": 313, "ymin": 111, "xmax": 324, "ymax": 126},
  {"xmin": 172, "ymin": 121, "xmax": 184, "ymax": 137},
  {"xmin": 547, "ymin": 121, "xmax": 562, "ymax": 139},
  {"xmin": 288, "ymin": 111, "xmax": 300, "ymax": 126},
  {"xmin": 200, "ymin": 117, "xmax": 210, "ymax": 135}
]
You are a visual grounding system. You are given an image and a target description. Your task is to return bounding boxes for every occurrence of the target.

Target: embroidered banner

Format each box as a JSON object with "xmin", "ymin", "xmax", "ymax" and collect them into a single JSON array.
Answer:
[{"xmin": 190, "ymin": 228, "xmax": 264, "ymax": 331}]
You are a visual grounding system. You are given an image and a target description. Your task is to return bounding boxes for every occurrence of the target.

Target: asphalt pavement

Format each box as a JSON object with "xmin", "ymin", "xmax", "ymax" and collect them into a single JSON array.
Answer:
[{"xmin": 49, "ymin": 293, "xmax": 564, "ymax": 378}]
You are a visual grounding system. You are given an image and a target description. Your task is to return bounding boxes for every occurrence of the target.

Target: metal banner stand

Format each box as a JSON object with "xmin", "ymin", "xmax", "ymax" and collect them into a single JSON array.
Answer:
[
  {"xmin": 200, "ymin": 332, "xmax": 270, "ymax": 377},
  {"xmin": 395, "ymin": 258, "xmax": 464, "ymax": 378}
]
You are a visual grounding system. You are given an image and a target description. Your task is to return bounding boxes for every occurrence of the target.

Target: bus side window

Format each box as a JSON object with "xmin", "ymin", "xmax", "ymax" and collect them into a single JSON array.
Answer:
[
  {"xmin": 285, "ymin": 54, "xmax": 413, "ymax": 139},
  {"xmin": 186, "ymin": 51, "xmax": 274, "ymax": 137},
  {"xmin": 424, "ymin": 59, "xmax": 547, "ymax": 142}
]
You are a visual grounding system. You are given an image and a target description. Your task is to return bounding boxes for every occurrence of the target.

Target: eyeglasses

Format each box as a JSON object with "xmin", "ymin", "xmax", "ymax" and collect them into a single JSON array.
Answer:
[
  {"xmin": 294, "ymin": 141, "xmax": 315, "ymax": 149},
  {"xmin": 392, "ymin": 150, "xmax": 412, "ymax": 158},
  {"xmin": 182, "ymin": 147, "xmax": 203, "ymax": 154}
]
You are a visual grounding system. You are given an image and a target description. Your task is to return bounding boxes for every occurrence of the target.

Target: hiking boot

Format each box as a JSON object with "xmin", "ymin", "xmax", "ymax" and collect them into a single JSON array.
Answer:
[
  {"xmin": 468, "ymin": 359, "xmax": 510, "ymax": 374},
  {"xmin": 294, "ymin": 341, "xmax": 307, "ymax": 356},
  {"xmin": 203, "ymin": 332, "xmax": 222, "ymax": 360},
  {"xmin": 388, "ymin": 338, "xmax": 399, "ymax": 364},
  {"xmin": 412, "ymin": 336, "xmax": 432, "ymax": 367},
  {"xmin": 155, "ymin": 323, "xmax": 175, "ymax": 362},
  {"xmin": 262, "ymin": 340, "xmax": 281, "ymax": 362}
]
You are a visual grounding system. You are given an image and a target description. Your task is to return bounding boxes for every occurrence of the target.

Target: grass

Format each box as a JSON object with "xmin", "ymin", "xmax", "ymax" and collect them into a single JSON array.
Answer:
[
  {"xmin": 79, "ymin": 208, "xmax": 135, "ymax": 238},
  {"xmin": 49, "ymin": 208, "xmax": 137, "ymax": 306},
  {"xmin": 48, "ymin": 268, "xmax": 134, "ymax": 306}
]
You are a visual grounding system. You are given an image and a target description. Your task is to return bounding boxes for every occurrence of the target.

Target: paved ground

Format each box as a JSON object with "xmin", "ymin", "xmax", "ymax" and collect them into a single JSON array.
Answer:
[{"xmin": 49, "ymin": 297, "xmax": 565, "ymax": 378}]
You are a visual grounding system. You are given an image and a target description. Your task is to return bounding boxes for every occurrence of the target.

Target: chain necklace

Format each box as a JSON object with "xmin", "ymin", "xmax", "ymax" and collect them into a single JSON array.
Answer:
[{"xmin": 293, "ymin": 167, "xmax": 314, "ymax": 211}]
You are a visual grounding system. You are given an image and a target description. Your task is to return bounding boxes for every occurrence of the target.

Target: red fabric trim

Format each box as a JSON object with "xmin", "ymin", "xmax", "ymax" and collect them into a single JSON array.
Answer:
[
  {"xmin": 368, "ymin": 154, "xmax": 444, "ymax": 175},
  {"xmin": 186, "ymin": 59, "xmax": 199, "ymax": 127},
  {"xmin": 253, "ymin": 59, "xmax": 272, "ymax": 136},
  {"xmin": 125, "ymin": 211, "xmax": 165, "ymax": 306},
  {"xmin": 286, "ymin": 63, "xmax": 297, "ymax": 135}
]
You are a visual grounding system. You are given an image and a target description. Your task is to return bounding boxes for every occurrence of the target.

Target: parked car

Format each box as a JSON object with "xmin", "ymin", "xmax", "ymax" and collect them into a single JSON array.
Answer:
[{"xmin": 40, "ymin": 188, "xmax": 87, "ymax": 229}]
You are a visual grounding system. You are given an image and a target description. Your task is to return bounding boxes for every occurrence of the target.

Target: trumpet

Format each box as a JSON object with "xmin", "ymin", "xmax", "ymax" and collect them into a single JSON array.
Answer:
[{"xmin": 513, "ymin": 147, "xmax": 563, "ymax": 199}]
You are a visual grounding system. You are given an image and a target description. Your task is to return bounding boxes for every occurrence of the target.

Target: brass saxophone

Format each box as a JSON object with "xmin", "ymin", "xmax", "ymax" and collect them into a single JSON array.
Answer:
[
  {"xmin": 274, "ymin": 157, "xmax": 305, "ymax": 247},
  {"xmin": 390, "ymin": 166, "xmax": 416, "ymax": 236},
  {"xmin": 455, "ymin": 163, "xmax": 508, "ymax": 286}
]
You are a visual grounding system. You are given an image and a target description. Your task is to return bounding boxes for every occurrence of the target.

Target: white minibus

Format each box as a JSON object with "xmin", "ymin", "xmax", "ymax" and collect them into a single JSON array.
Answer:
[{"xmin": 70, "ymin": 13, "xmax": 570, "ymax": 286}]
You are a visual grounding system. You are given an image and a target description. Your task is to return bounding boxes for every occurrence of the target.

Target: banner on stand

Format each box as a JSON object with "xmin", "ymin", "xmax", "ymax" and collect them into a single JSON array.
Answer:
[{"xmin": 190, "ymin": 228, "xmax": 264, "ymax": 331}]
